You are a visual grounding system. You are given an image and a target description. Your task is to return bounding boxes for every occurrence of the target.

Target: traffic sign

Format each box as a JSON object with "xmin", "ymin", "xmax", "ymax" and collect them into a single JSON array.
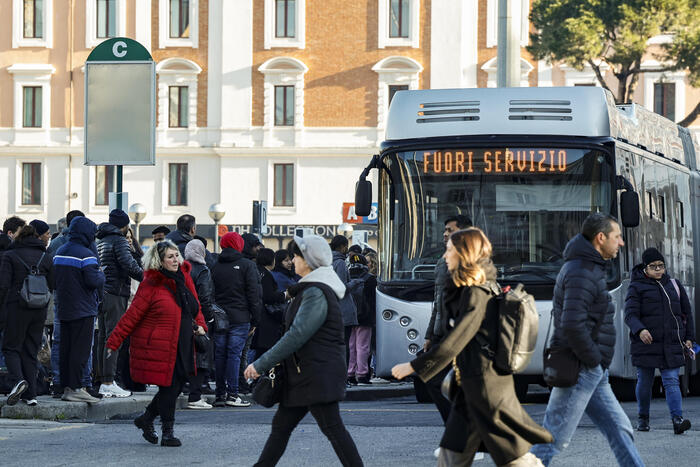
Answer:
[{"xmin": 84, "ymin": 38, "xmax": 155, "ymax": 166}]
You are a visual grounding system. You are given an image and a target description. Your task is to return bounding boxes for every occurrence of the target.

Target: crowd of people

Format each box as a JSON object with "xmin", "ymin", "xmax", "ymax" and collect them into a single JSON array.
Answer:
[
  {"xmin": 0, "ymin": 210, "xmax": 378, "ymax": 450},
  {"xmin": 2, "ymin": 208, "xmax": 696, "ymax": 465}
]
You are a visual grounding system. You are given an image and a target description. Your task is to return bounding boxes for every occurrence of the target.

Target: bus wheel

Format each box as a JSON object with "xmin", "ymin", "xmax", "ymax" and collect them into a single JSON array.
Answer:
[
  {"xmin": 514, "ymin": 377, "xmax": 528, "ymax": 402},
  {"xmin": 610, "ymin": 377, "xmax": 636, "ymax": 401}
]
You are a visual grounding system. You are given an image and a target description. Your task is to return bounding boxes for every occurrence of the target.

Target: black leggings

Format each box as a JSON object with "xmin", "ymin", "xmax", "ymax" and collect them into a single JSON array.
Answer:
[
  {"xmin": 146, "ymin": 372, "xmax": 185, "ymax": 423},
  {"xmin": 255, "ymin": 401, "xmax": 363, "ymax": 467}
]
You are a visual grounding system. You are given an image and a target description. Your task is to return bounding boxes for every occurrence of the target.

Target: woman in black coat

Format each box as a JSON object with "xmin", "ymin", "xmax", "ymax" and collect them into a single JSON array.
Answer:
[
  {"xmin": 252, "ymin": 248, "xmax": 287, "ymax": 358},
  {"xmin": 0, "ymin": 223, "xmax": 54, "ymax": 406},
  {"xmin": 624, "ymin": 247, "xmax": 694, "ymax": 434},
  {"xmin": 392, "ymin": 228, "xmax": 551, "ymax": 466}
]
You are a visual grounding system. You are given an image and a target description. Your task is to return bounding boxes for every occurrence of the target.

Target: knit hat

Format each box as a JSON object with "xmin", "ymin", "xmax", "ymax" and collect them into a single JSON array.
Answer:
[
  {"xmin": 109, "ymin": 209, "xmax": 130, "ymax": 228},
  {"xmin": 29, "ymin": 219, "xmax": 49, "ymax": 236},
  {"xmin": 220, "ymin": 232, "xmax": 244, "ymax": 252},
  {"xmin": 293, "ymin": 235, "xmax": 333, "ymax": 270},
  {"xmin": 184, "ymin": 239, "xmax": 206, "ymax": 265},
  {"xmin": 642, "ymin": 247, "xmax": 665, "ymax": 266}
]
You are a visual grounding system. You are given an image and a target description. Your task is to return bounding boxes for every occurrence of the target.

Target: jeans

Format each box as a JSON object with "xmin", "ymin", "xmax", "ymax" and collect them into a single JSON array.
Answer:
[
  {"xmin": 636, "ymin": 366, "xmax": 683, "ymax": 418},
  {"xmin": 530, "ymin": 365, "xmax": 644, "ymax": 467},
  {"xmin": 254, "ymin": 401, "xmax": 363, "ymax": 466},
  {"xmin": 52, "ymin": 311, "xmax": 94, "ymax": 388},
  {"xmin": 214, "ymin": 323, "xmax": 250, "ymax": 396}
]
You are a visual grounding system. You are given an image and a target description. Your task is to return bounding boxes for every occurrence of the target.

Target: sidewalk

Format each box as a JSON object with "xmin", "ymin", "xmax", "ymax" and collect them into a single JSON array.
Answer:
[{"xmin": 0, "ymin": 381, "xmax": 414, "ymax": 421}]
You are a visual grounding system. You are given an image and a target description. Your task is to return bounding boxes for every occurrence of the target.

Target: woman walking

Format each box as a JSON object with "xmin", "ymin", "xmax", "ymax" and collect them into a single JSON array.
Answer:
[
  {"xmin": 624, "ymin": 247, "xmax": 694, "ymax": 434},
  {"xmin": 0, "ymin": 222, "xmax": 54, "ymax": 406},
  {"xmin": 106, "ymin": 240, "xmax": 207, "ymax": 446},
  {"xmin": 244, "ymin": 235, "xmax": 363, "ymax": 467},
  {"xmin": 392, "ymin": 228, "xmax": 551, "ymax": 466}
]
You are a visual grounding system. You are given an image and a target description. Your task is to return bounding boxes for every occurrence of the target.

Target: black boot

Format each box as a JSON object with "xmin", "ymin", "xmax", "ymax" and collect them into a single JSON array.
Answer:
[
  {"xmin": 673, "ymin": 416, "xmax": 691, "ymax": 434},
  {"xmin": 161, "ymin": 420, "xmax": 182, "ymax": 447},
  {"xmin": 637, "ymin": 415, "xmax": 650, "ymax": 432},
  {"xmin": 134, "ymin": 411, "xmax": 158, "ymax": 444}
]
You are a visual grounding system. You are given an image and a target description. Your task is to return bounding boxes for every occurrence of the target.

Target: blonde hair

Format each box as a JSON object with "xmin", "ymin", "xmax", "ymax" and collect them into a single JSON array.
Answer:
[
  {"xmin": 365, "ymin": 251, "xmax": 378, "ymax": 275},
  {"xmin": 449, "ymin": 227, "xmax": 492, "ymax": 287},
  {"xmin": 143, "ymin": 239, "xmax": 182, "ymax": 271}
]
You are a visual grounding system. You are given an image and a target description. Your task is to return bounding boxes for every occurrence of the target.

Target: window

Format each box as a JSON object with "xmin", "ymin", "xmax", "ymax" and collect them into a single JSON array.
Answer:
[
  {"xmin": 22, "ymin": 162, "xmax": 41, "ymax": 205},
  {"xmin": 378, "ymin": 0, "xmax": 419, "ymax": 48},
  {"xmin": 389, "ymin": 84, "xmax": 408, "ymax": 106},
  {"xmin": 275, "ymin": 86, "xmax": 294, "ymax": 126},
  {"xmin": 275, "ymin": 0, "xmax": 295, "ymax": 38},
  {"xmin": 170, "ymin": 0, "xmax": 189, "ymax": 38},
  {"xmin": 389, "ymin": 0, "xmax": 409, "ymax": 38},
  {"xmin": 678, "ymin": 201, "xmax": 685, "ymax": 228},
  {"xmin": 95, "ymin": 166, "xmax": 116, "ymax": 206},
  {"xmin": 274, "ymin": 164, "xmax": 294, "ymax": 207},
  {"xmin": 169, "ymin": 86, "xmax": 189, "ymax": 128},
  {"xmin": 96, "ymin": 0, "xmax": 117, "ymax": 38},
  {"xmin": 654, "ymin": 82, "xmax": 675, "ymax": 121},
  {"xmin": 646, "ymin": 191, "xmax": 654, "ymax": 218},
  {"xmin": 169, "ymin": 163, "xmax": 188, "ymax": 206},
  {"xmin": 23, "ymin": 0, "xmax": 43, "ymax": 38},
  {"xmin": 23, "ymin": 86, "xmax": 42, "ymax": 128},
  {"xmin": 264, "ymin": 0, "xmax": 305, "ymax": 49},
  {"xmin": 658, "ymin": 195, "xmax": 665, "ymax": 222},
  {"xmin": 159, "ymin": 0, "xmax": 198, "ymax": 48}
]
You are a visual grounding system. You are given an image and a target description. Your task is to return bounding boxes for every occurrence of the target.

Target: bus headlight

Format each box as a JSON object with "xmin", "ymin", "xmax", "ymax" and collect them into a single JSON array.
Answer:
[
  {"xmin": 399, "ymin": 317, "xmax": 411, "ymax": 327},
  {"xmin": 408, "ymin": 344, "xmax": 419, "ymax": 355},
  {"xmin": 382, "ymin": 310, "xmax": 394, "ymax": 321},
  {"xmin": 407, "ymin": 329, "xmax": 418, "ymax": 340}
]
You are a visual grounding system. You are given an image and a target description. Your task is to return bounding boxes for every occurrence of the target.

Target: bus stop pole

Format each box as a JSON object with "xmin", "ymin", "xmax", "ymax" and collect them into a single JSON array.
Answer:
[{"xmin": 116, "ymin": 165, "xmax": 124, "ymax": 210}]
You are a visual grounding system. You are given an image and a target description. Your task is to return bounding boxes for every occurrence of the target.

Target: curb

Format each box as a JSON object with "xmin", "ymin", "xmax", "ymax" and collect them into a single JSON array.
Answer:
[{"xmin": 0, "ymin": 384, "xmax": 415, "ymax": 421}]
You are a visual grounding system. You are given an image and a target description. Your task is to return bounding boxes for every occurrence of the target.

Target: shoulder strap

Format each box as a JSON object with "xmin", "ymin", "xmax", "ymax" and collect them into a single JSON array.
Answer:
[{"xmin": 670, "ymin": 278, "xmax": 680, "ymax": 299}]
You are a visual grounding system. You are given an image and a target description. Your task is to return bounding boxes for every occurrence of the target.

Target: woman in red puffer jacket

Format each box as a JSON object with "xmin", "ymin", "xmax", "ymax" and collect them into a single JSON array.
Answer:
[{"xmin": 107, "ymin": 240, "xmax": 207, "ymax": 447}]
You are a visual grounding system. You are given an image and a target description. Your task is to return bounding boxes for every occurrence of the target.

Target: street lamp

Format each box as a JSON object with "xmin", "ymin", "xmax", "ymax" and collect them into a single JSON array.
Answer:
[
  {"xmin": 337, "ymin": 222, "xmax": 354, "ymax": 239},
  {"xmin": 208, "ymin": 203, "xmax": 226, "ymax": 253},
  {"xmin": 128, "ymin": 203, "xmax": 147, "ymax": 243}
]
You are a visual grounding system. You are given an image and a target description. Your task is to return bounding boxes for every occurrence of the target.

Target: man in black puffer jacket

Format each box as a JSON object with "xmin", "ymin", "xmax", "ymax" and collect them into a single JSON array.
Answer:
[
  {"xmin": 95, "ymin": 209, "xmax": 143, "ymax": 398},
  {"xmin": 531, "ymin": 214, "xmax": 643, "ymax": 467}
]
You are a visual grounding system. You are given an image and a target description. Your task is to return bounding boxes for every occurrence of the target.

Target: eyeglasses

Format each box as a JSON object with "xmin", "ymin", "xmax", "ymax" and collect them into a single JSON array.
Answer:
[{"xmin": 647, "ymin": 263, "xmax": 665, "ymax": 271}]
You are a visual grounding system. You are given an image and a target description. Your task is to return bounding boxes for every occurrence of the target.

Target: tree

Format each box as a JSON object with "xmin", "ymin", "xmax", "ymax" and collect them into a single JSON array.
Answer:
[
  {"xmin": 528, "ymin": 0, "xmax": 700, "ymax": 127},
  {"xmin": 667, "ymin": 5, "xmax": 700, "ymax": 126}
]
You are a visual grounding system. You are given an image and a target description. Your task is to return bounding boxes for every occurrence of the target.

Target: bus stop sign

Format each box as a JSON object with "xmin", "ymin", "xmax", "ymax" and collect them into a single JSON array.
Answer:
[{"xmin": 84, "ymin": 38, "xmax": 155, "ymax": 166}]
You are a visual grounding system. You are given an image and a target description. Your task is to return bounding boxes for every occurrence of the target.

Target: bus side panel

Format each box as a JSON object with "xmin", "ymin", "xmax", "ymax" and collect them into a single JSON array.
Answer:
[{"xmin": 375, "ymin": 290, "xmax": 431, "ymax": 378}]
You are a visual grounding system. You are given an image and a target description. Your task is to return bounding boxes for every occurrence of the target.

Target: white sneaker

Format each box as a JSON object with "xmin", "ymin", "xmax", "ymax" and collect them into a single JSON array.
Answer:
[
  {"xmin": 99, "ymin": 382, "xmax": 132, "ymax": 398},
  {"xmin": 434, "ymin": 447, "xmax": 441, "ymax": 459},
  {"xmin": 225, "ymin": 394, "xmax": 251, "ymax": 407},
  {"xmin": 187, "ymin": 399, "xmax": 213, "ymax": 410},
  {"xmin": 62, "ymin": 387, "xmax": 101, "ymax": 403},
  {"xmin": 369, "ymin": 377, "xmax": 391, "ymax": 384},
  {"xmin": 23, "ymin": 399, "xmax": 38, "ymax": 406}
]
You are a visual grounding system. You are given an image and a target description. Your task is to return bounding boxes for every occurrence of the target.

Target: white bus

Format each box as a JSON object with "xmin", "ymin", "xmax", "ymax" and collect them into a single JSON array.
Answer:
[{"xmin": 354, "ymin": 86, "xmax": 700, "ymax": 398}]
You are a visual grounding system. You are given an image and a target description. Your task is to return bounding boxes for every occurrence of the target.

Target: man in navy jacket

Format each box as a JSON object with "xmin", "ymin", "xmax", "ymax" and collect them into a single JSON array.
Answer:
[{"xmin": 54, "ymin": 217, "xmax": 105, "ymax": 403}]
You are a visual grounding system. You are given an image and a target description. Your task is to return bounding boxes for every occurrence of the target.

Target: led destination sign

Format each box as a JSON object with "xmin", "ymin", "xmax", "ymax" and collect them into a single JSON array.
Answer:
[{"xmin": 422, "ymin": 148, "xmax": 570, "ymax": 175}]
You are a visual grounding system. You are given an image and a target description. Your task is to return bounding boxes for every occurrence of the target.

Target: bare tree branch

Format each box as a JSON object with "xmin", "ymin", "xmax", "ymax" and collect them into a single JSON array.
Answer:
[
  {"xmin": 679, "ymin": 101, "xmax": 700, "ymax": 127},
  {"xmin": 588, "ymin": 59, "xmax": 615, "ymax": 97}
]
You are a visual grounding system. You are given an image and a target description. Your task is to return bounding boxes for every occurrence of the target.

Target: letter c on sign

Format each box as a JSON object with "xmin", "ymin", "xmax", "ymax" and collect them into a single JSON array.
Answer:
[{"xmin": 113, "ymin": 41, "xmax": 127, "ymax": 58}]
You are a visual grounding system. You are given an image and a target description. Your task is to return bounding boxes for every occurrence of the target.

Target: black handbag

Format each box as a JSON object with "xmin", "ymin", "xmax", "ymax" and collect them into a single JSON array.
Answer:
[
  {"xmin": 252, "ymin": 364, "xmax": 284, "ymax": 408},
  {"xmin": 212, "ymin": 303, "xmax": 230, "ymax": 333},
  {"xmin": 440, "ymin": 359, "xmax": 461, "ymax": 401},
  {"xmin": 192, "ymin": 320, "xmax": 210, "ymax": 353},
  {"xmin": 542, "ymin": 314, "xmax": 581, "ymax": 387}
]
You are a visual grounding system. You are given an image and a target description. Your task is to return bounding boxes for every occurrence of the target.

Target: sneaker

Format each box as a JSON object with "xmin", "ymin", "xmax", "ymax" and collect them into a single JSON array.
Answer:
[
  {"xmin": 23, "ymin": 398, "xmax": 38, "ymax": 406},
  {"xmin": 434, "ymin": 447, "xmax": 441, "ymax": 459},
  {"xmin": 99, "ymin": 382, "xmax": 132, "ymax": 398},
  {"xmin": 369, "ymin": 377, "xmax": 391, "ymax": 384},
  {"xmin": 637, "ymin": 415, "xmax": 650, "ymax": 432},
  {"xmin": 225, "ymin": 394, "xmax": 251, "ymax": 407},
  {"xmin": 347, "ymin": 376, "xmax": 358, "ymax": 386},
  {"xmin": 7, "ymin": 380, "xmax": 28, "ymax": 406},
  {"xmin": 213, "ymin": 395, "xmax": 227, "ymax": 407},
  {"xmin": 187, "ymin": 399, "xmax": 213, "ymax": 410},
  {"xmin": 673, "ymin": 416, "xmax": 691, "ymax": 434},
  {"xmin": 357, "ymin": 375, "xmax": 371, "ymax": 385},
  {"xmin": 50, "ymin": 384, "xmax": 63, "ymax": 399},
  {"xmin": 62, "ymin": 387, "xmax": 101, "ymax": 403},
  {"xmin": 201, "ymin": 384, "xmax": 216, "ymax": 395},
  {"xmin": 86, "ymin": 387, "xmax": 104, "ymax": 399}
]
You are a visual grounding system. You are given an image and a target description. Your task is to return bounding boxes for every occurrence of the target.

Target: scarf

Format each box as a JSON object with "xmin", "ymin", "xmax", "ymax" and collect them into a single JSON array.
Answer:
[{"xmin": 160, "ymin": 268, "xmax": 199, "ymax": 322}]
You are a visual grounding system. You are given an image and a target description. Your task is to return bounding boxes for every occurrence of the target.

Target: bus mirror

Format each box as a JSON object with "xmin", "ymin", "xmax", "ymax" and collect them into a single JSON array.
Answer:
[
  {"xmin": 355, "ymin": 179, "xmax": 373, "ymax": 217},
  {"xmin": 620, "ymin": 191, "xmax": 640, "ymax": 228}
]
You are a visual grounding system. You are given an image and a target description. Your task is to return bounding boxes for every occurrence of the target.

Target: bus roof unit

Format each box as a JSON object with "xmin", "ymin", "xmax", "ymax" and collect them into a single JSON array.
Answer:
[{"xmin": 386, "ymin": 86, "xmax": 686, "ymax": 164}]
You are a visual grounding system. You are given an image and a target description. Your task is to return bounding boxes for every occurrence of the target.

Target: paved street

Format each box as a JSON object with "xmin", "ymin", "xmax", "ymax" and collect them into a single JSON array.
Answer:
[{"xmin": 1, "ymin": 390, "xmax": 699, "ymax": 466}]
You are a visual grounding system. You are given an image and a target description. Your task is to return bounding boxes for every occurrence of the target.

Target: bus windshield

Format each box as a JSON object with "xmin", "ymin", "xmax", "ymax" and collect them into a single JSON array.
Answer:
[{"xmin": 379, "ymin": 146, "xmax": 615, "ymax": 284}]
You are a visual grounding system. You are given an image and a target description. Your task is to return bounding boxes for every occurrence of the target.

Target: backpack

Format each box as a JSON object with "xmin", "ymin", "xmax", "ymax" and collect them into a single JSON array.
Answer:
[
  {"xmin": 16, "ymin": 252, "xmax": 51, "ymax": 309},
  {"xmin": 347, "ymin": 277, "xmax": 371, "ymax": 323},
  {"xmin": 477, "ymin": 283, "xmax": 539, "ymax": 374}
]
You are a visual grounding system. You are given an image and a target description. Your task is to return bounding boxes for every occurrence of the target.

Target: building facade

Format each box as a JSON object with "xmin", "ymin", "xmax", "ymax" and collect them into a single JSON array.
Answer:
[{"xmin": 1, "ymin": 0, "xmax": 699, "ymax": 246}]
